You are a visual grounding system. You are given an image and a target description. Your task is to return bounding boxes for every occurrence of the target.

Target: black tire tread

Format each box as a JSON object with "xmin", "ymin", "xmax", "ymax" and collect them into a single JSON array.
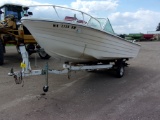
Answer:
[
  {"xmin": 116, "ymin": 60, "xmax": 125, "ymax": 78},
  {"xmin": 39, "ymin": 53, "xmax": 51, "ymax": 59}
]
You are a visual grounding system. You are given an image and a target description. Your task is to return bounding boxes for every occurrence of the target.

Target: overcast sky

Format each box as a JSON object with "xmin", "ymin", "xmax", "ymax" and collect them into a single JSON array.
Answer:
[{"xmin": 0, "ymin": 0, "xmax": 160, "ymax": 34}]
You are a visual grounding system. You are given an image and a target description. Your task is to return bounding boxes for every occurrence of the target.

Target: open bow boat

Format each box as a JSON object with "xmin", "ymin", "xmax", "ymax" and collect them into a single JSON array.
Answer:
[
  {"xmin": 8, "ymin": 5, "xmax": 142, "ymax": 92},
  {"xmin": 21, "ymin": 5, "xmax": 140, "ymax": 62}
]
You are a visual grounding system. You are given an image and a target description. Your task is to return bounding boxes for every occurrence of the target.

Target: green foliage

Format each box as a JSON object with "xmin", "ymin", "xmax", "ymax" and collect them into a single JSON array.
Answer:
[{"xmin": 156, "ymin": 23, "xmax": 160, "ymax": 31}]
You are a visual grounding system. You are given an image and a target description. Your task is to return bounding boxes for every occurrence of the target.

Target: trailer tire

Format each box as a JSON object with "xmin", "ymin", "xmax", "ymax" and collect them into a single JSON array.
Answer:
[
  {"xmin": 26, "ymin": 44, "xmax": 35, "ymax": 55},
  {"xmin": 116, "ymin": 61, "xmax": 125, "ymax": 78},
  {"xmin": 0, "ymin": 39, "xmax": 4, "ymax": 65},
  {"xmin": 39, "ymin": 51, "xmax": 51, "ymax": 59}
]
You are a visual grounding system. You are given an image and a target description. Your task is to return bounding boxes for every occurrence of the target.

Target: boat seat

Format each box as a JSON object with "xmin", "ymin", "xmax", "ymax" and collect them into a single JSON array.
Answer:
[
  {"xmin": 77, "ymin": 20, "xmax": 87, "ymax": 24},
  {"xmin": 64, "ymin": 16, "xmax": 77, "ymax": 21},
  {"xmin": 64, "ymin": 16, "xmax": 87, "ymax": 24}
]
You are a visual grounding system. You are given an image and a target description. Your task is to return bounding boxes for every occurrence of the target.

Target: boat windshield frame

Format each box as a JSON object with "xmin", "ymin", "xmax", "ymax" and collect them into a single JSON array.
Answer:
[{"xmin": 22, "ymin": 5, "xmax": 115, "ymax": 34}]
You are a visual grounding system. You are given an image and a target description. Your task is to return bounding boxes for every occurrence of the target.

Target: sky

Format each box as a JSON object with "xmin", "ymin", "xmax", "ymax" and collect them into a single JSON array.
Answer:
[{"xmin": 0, "ymin": 0, "xmax": 160, "ymax": 34}]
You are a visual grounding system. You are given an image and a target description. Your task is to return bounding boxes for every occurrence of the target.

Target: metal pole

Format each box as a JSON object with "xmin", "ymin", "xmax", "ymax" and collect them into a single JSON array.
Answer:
[
  {"xmin": 45, "ymin": 62, "xmax": 48, "ymax": 86},
  {"xmin": 43, "ymin": 62, "xmax": 49, "ymax": 92}
]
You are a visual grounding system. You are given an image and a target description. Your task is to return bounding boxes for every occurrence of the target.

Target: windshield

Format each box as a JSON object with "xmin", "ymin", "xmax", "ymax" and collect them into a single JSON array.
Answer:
[
  {"xmin": 98, "ymin": 18, "xmax": 115, "ymax": 34},
  {"xmin": 103, "ymin": 19, "xmax": 115, "ymax": 34},
  {"xmin": 6, "ymin": 11, "xmax": 18, "ymax": 18},
  {"xmin": 88, "ymin": 18, "xmax": 102, "ymax": 29},
  {"xmin": 0, "ymin": 7, "xmax": 5, "ymax": 20},
  {"xmin": 1, "ymin": 5, "xmax": 23, "ymax": 21},
  {"xmin": 97, "ymin": 18, "xmax": 107, "ymax": 28}
]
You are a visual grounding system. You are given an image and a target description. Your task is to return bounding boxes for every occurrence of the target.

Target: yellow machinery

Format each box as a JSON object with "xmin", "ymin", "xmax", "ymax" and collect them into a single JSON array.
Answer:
[{"xmin": 0, "ymin": 4, "xmax": 50, "ymax": 65}]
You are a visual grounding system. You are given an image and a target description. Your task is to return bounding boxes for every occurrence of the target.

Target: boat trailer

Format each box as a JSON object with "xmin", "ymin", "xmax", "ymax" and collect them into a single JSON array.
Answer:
[{"xmin": 8, "ymin": 45, "xmax": 128, "ymax": 92}]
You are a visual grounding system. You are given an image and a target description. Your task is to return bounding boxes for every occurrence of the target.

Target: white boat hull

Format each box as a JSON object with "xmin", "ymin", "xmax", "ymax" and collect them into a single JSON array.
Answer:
[{"xmin": 22, "ymin": 19, "xmax": 140, "ymax": 62}]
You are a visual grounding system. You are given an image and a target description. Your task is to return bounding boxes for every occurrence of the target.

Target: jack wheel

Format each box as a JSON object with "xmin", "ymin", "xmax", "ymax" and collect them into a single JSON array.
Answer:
[{"xmin": 43, "ymin": 86, "xmax": 49, "ymax": 92}]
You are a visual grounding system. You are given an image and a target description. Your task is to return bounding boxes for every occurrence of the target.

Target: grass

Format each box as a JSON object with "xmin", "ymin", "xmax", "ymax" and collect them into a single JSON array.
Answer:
[{"xmin": 5, "ymin": 44, "xmax": 15, "ymax": 46}]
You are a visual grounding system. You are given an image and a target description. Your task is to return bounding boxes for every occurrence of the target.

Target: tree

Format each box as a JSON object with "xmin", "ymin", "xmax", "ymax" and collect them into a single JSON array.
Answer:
[
  {"xmin": 156, "ymin": 23, "xmax": 160, "ymax": 31},
  {"xmin": 118, "ymin": 34, "xmax": 126, "ymax": 38}
]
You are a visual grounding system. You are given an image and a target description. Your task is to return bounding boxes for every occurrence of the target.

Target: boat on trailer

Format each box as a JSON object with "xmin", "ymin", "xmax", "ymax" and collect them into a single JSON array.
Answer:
[
  {"xmin": 21, "ymin": 5, "xmax": 140, "ymax": 63},
  {"xmin": 8, "ymin": 5, "xmax": 141, "ymax": 92}
]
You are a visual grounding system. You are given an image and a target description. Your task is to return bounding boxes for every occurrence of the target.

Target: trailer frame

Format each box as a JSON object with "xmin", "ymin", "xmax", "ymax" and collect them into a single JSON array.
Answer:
[{"xmin": 8, "ymin": 45, "xmax": 128, "ymax": 92}]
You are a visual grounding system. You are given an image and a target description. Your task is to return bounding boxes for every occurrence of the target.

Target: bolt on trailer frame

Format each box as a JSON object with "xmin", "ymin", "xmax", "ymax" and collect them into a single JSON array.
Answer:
[{"xmin": 8, "ymin": 45, "xmax": 128, "ymax": 92}]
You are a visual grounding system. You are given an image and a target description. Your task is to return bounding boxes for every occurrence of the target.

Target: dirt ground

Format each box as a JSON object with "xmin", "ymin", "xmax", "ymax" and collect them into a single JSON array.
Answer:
[{"xmin": 0, "ymin": 42, "xmax": 160, "ymax": 120}]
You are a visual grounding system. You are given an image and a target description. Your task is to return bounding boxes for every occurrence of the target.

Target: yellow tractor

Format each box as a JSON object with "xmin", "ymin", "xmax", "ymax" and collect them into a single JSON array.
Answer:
[{"xmin": 0, "ymin": 3, "xmax": 50, "ymax": 65}]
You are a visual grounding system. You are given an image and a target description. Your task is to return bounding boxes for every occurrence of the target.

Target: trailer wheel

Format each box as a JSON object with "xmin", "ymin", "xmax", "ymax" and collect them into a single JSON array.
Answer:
[
  {"xmin": 26, "ymin": 44, "xmax": 35, "ymax": 55},
  {"xmin": 39, "ymin": 51, "xmax": 51, "ymax": 59},
  {"xmin": 0, "ymin": 39, "xmax": 4, "ymax": 65},
  {"xmin": 116, "ymin": 61, "xmax": 125, "ymax": 78},
  {"xmin": 43, "ymin": 85, "xmax": 49, "ymax": 92}
]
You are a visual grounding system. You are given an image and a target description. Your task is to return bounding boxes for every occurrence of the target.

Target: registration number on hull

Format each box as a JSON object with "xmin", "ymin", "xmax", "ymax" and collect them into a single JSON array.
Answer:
[{"xmin": 53, "ymin": 24, "xmax": 76, "ymax": 29}]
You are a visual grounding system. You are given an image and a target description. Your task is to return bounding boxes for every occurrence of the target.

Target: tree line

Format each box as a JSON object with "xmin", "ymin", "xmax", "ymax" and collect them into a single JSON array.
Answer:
[{"xmin": 156, "ymin": 23, "xmax": 160, "ymax": 31}]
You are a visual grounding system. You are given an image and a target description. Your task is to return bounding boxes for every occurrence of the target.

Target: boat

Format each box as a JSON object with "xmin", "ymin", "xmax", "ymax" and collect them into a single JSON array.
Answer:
[
  {"xmin": 21, "ymin": 5, "xmax": 140, "ymax": 62},
  {"xmin": 8, "ymin": 5, "xmax": 141, "ymax": 91}
]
